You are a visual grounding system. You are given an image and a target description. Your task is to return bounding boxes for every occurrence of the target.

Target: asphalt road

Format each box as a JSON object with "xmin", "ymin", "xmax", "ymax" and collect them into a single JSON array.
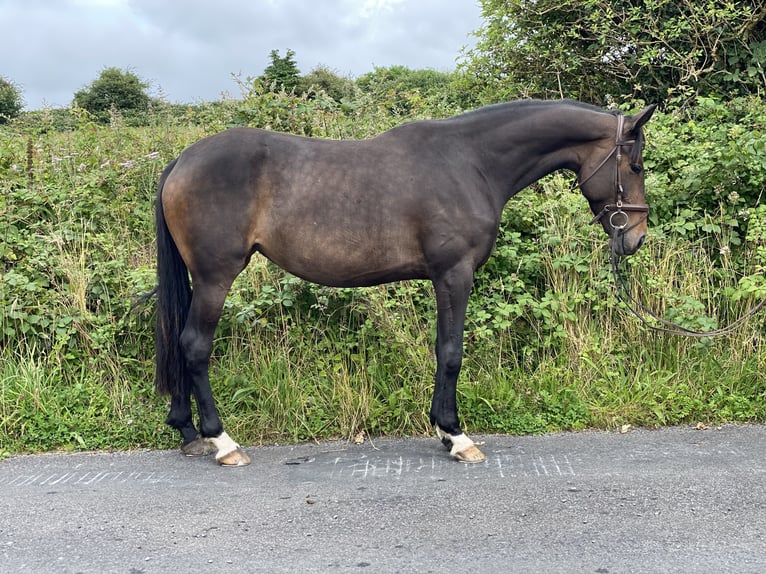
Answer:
[{"xmin": 1, "ymin": 425, "xmax": 765, "ymax": 573}]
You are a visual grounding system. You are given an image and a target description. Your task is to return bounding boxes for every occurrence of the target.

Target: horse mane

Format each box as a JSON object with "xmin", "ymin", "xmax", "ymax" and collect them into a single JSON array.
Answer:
[
  {"xmin": 452, "ymin": 100, "xmax": 645, "ymax": 165},
  {"xmin": 451, "ymin": 99, "xmax": 615, "ymax": 120}
]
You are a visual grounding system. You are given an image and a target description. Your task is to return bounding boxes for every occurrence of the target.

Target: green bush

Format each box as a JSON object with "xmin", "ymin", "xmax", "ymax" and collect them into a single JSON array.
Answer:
[
  {"xmin": 73, "ymin": 67, "xmax": 151, "ymax": 125},
  {"xmin": 0, "ymin": 77, "xmax": 24, "ymax": 123},
  {"xmin": 646, "ymin": 96, "xmax": 766, "ymax": 243},
  {"xmin": 1, "ymin": 91, "xmax": 765, "ymax": 456}
]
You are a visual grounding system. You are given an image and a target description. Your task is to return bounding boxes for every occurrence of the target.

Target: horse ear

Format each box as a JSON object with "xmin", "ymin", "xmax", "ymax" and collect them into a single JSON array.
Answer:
[{"xmin": 625, "ymin": 104, "xmax": 657, "ymax": 134}]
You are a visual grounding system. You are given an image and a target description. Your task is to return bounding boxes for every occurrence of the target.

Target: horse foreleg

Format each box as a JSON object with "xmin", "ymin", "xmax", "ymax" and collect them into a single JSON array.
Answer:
[
  {"xmin": 180, "ymin": 281, "xmax": 251, "ymax": 467},
  {"xmin": 430, "ymin": 265, "xmax": 486, "ymax": 463}
]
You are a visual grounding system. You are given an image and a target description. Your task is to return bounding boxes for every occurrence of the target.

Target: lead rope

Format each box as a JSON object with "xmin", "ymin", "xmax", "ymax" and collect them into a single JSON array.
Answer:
[{"xmin": 609, "ymin": 243, "xmax": 766, "ymax": 337}]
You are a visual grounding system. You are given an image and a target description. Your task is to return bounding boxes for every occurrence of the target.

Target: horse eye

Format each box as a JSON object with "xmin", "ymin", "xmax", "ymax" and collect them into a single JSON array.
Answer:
[{"xmin": 630, "ymin": 164, "xmax": 643, "ymax": 174}]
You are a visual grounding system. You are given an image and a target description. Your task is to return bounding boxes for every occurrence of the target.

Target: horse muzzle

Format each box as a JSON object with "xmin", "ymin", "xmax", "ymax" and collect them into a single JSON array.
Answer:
[{"xmin": 610, "ymin": 229, "xmax": 646, "ymax": 256}]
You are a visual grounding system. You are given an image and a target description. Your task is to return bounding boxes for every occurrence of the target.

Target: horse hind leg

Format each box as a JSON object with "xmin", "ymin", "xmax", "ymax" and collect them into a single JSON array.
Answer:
[
  {"xmin": 180, "ymin": 275, "xmax": 251, "ymax": 467},
  {"xmin": 166, "ymin": 393, "xmax": 216, "ymax": 456}
]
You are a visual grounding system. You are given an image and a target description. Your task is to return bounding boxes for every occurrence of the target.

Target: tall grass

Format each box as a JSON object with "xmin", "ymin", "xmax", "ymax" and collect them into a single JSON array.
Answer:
[
  {"xmin": 213, "ymin": 259, "xmax": 436, "ymax": 444},
  {"xmin": 1, "ymin": 97, "xmax": 764, "ymax": 456}
]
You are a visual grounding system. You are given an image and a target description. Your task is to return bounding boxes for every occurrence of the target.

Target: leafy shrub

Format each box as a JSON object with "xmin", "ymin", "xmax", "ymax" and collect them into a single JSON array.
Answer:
[
  {"xmin": 0, "ymin": 76, "xmax": 24, "ymax": 123},
  {"xmin": 73, "ymin": 67, "xmax": 150, "ymax": 125},
  {"xmin": 646, "ymin": 96, "xmax": 766, "ymax": 248},
  {"xmin": 1, "ymin": 93, "xmax": 765, "ymax": 455}
]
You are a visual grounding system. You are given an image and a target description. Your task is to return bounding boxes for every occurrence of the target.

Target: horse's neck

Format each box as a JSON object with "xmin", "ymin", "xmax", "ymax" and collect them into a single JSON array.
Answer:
[{"xmin": 470, "ymin": 106, "xmax": 614, "ymax": 203}]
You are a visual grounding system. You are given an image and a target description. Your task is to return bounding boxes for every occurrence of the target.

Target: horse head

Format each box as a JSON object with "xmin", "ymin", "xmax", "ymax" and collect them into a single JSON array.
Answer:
[{"xmin": 578, "ymin": 104, "xmax": 657, "ymax": 256}]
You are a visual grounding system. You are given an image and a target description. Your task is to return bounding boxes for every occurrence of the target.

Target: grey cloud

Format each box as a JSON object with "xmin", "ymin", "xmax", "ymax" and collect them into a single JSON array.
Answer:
[{"xmin": 2, "ymin": 0, "xmax": 482, "ymax": 110}]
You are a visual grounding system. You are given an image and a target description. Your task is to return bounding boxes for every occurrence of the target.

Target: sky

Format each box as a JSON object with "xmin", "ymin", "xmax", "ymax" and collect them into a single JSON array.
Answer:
[{"xmin": 2, "ymin": 0, "xmax": 484, "ymax": 110}]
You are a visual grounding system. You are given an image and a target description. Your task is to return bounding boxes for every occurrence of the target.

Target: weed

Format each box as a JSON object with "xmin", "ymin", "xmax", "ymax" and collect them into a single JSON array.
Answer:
[{"xmin": 1, "ymin": 94, "xmax": 765, "ymax": 455}]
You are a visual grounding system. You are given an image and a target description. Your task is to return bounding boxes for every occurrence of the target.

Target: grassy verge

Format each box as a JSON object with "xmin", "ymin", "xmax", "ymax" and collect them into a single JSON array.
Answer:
[
  {"xmin": 1, "ymin": 100, "xmax": 765, "ymax": 457},
  {"xmin": 2, "ymin": 214, "xmax": 763, "ymax": 456}
]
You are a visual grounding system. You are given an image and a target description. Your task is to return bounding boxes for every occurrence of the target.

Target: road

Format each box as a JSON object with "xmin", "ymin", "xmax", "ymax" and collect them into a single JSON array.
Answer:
[{"xmin": 1, "ymin": 425, "xmax": 765, "ymax": 573}]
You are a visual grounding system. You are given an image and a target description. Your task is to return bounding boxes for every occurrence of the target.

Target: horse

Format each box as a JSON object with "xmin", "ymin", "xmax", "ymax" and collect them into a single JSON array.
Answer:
[{"xmin": 154, "ymin": 99, "xmax": 656, "ymax": 466}]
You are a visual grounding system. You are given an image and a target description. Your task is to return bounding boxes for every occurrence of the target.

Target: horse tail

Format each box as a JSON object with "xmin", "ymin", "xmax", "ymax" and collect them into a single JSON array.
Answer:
[{"xmin": 154, "ymin": 158, "xmax": 191, "ymax": 397}]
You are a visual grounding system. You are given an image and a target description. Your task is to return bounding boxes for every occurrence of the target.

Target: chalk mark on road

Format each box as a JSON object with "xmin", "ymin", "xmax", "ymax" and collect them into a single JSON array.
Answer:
[
  {"xmin": 325, "ymin": 452, "xmax": 576, "ymax": 480},
  {"xmin": 1, "ymin": 470, "xmax": 176, "ymax": 488}
]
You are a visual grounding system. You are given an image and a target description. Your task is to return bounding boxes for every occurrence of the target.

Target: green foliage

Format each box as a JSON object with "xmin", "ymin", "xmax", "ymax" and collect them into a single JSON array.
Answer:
[
  {"xmin": 229, "ymin": 72, "xmax": 448, "ymax": 139},
  {"xmin": 0, "ymin": 76, "xmax": 24, "ymax": 123},
  {"xmin": 73, "ymin": 67, "xmax": 150, "ymax": 124},
  {"xmin": 356, "ymin": 66, "xmax": 455, "ymax": 111},
  {"xmin": 1, "ymin": 80, "xmax": 765, "ymax": 456},
  {"xmin": 462, "ymin": 0, "xmax": 766, "ymax": 106},
  {"xmin": 645, "ymin": 96, "xmax": 766, "ymax": 247},
  {"xmin": 355, "ymin": 65, "xmax": 478, "ymax": 114},
  {"xmin": 298, "ymin": 65, "xmax": 356, "ymax": 102},
  {"xmin": 0, "ymin": 348, "xmax": 176, "ymax": 452},
  {"xmin": 262, "ymin": 49, "xmax": 301, "ymax": 92}
]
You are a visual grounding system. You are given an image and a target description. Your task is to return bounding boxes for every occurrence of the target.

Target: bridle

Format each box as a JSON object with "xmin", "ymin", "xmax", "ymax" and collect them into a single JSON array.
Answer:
[
  {"xmin": 575, "ymin": 114, "xmax": 649, "ymax": 233},
  {"xmin": 574, "ymin": 113, "xmax": 766, "ymax": 336}
]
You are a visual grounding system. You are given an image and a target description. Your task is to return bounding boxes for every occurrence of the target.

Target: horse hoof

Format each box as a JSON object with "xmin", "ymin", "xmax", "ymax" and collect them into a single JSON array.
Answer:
[
  {"xmin": 181, "ymin": 437, "xmax": 217, "ymax": 457},
  {"xmin": 453, "ymin": 444, "xmax": 486, "ymax": 464},
  {"xmin": 216, "ymin": 447, "xmax": 251, "ymax": 467}
]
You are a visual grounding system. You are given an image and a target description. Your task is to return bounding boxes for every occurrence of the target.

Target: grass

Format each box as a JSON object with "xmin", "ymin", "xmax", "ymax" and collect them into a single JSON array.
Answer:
[
  {"xmin": 1, "ymin": 102, "xmax": 765, "ymax": 457},
  {"xmin": 2, "ymin": 252, "xmax": 764, "ymax": 456},
  {"xmin": 0, "ymin": 346, "xmax": 177, "ymax": 456}
]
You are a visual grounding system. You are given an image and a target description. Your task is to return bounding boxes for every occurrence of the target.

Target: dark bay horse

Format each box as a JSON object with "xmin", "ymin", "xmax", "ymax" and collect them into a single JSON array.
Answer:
[{"xmin": 155, "ymin": 99, "xmax": 656, "ymax": 466}]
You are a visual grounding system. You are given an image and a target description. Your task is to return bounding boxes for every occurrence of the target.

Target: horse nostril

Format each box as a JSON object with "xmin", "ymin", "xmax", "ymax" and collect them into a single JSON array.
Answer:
[{"xmin": 615, "ymin": 232, "xmax": 646, "ymax": 256}]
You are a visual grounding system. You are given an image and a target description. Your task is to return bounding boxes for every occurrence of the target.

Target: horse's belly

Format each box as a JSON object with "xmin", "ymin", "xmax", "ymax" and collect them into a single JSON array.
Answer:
[{"xmin": 261, "ymin": 231, "xmax": 428, "ymax": 288}]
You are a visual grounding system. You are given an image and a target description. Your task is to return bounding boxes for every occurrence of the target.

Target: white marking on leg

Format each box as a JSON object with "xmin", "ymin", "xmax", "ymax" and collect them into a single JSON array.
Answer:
[
  {"xmin": 210, "ymin": 431, "xmax": 239, "ymax": 459},
  {"xmin": 448, "ymin": 433, "xmax": 475, "ymax": 457},
  {"xmin": 434, "ymin": 426, "xmax": 475, "ymax": 457}
]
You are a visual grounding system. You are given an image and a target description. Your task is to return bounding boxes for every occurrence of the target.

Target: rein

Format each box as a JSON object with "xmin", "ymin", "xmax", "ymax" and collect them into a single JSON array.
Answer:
[
  {"xmin": 609, "ymin": 246, "xmax": 766, "ymax": 337},
  {"xmin": 574, "ymin": 113, "xmax": 765, "ymax": 337}
]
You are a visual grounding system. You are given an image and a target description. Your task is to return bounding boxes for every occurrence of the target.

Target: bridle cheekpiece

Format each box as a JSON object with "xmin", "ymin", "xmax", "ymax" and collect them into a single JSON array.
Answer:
[{"xmin": 578, "ymin": 114, "xmax": 649, "ymax": 231}]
